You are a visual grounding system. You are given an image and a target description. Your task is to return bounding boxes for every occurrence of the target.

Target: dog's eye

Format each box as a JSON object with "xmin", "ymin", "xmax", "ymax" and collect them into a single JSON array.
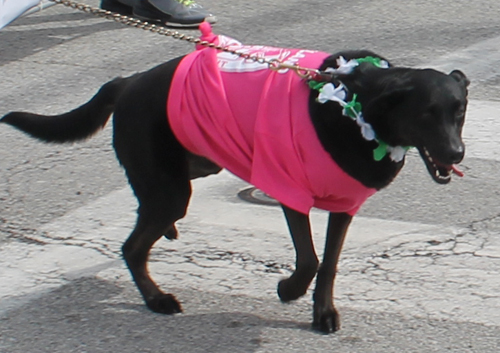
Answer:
[
  {"xmin": 451, "ymin": 101, "xmax": 466, "ymax": 123},
  {"xmin": 454, "ymin": 105, "xmax": 466, "ymax": 122}
]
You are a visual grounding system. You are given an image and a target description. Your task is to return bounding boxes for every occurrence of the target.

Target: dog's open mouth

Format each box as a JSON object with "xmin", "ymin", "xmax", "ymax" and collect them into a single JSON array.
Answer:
[{"xmin": 418, "ymin": 146, "xmax": 464, "ymax": 184}]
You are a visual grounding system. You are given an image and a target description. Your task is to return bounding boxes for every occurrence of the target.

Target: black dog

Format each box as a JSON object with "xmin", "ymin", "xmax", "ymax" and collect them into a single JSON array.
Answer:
[{"xmin": 1, "ymin": 45, "xmax": 468, "ymax": 333}]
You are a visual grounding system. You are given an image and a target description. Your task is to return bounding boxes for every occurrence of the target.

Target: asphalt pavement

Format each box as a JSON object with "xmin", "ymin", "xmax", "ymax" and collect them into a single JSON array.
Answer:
[{"xmin": 1, "ymin": 1, "xmax": 500, "ymax": 352}]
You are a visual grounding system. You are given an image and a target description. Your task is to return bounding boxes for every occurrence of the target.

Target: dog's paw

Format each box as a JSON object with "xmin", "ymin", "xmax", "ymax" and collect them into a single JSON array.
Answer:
[
  {"xmin": 146, "ymin": 293, "xmax": 182, "ymax": 314},
  {"xmin": 277, "ymin": 278, "xmax": 307, "ymax": 302},
  {"xmin": 312, "ymin": 306, "xmax": 340, "ymax": 334}
]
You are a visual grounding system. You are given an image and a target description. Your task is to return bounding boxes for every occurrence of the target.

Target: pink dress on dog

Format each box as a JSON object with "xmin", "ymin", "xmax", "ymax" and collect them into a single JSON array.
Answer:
[{"xmin": 167, "ymin": 26, "xmax": 376, "ymax": 215}]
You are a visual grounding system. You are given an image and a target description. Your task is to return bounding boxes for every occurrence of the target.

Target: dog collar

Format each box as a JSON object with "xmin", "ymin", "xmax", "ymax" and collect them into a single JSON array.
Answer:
[{"xmin": 309, "ymin": 56, "xmax": 410, "ymax": 162}]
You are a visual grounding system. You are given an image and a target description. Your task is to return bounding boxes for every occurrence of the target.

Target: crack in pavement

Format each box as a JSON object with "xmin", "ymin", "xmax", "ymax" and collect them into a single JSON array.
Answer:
[
  {"xmin": 179, "ymin": 249, "xmax": 294, "ymax": 274},
  {"xmin": 465, "ymin": 213, "xmax": 500, "ymax": 232},
  {"xmin": 368, "ymin": 229, "xmax": 498, "ymax": 260}
]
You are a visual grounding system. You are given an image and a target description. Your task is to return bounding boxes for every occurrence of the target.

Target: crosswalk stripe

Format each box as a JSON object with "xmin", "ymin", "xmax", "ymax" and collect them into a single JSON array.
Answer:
[{"xmin": 420, "ymin": 35, "xmax": 500, "ymax": 84}]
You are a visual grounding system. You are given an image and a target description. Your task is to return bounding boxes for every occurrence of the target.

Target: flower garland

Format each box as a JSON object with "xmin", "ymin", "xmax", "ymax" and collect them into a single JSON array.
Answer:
[{"xmin": 309, "ymin": 56, "xmax": 410, "ymax": 162}]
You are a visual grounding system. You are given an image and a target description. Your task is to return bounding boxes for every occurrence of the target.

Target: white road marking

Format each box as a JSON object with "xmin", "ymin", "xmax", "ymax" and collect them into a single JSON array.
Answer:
[
  {"xmin": 463, "ymin": 100, "xmax": 500, "ymax": 161},
  {"xmin": 2, "ymin": 169, "xmax": 500, "ymax": 327},
  {"xmin": 421, "ymin": 35, "xmax": 500, "ymax": 84}
]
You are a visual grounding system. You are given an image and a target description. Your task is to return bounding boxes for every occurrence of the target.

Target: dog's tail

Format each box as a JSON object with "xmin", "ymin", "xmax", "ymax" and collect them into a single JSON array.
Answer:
[{"xmin": 1, "ymin": 77, "xmax": 131, "ymax": 143}]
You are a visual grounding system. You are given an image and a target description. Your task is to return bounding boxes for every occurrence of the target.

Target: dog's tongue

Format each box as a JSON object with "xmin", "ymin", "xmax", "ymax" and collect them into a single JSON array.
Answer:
[{"xmin": 451, "ymin": 165, "xmax": 464, "ymax": 177}]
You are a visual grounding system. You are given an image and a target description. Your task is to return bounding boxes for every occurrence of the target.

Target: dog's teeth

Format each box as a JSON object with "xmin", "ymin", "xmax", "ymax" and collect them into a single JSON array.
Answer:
[
  {"xmin": 428, "ymin": 156, "xmax": 433, "ymax": 162},
  {"xmin": 424, "ymin": 149, "xmax": 430, "ymax": 157}
]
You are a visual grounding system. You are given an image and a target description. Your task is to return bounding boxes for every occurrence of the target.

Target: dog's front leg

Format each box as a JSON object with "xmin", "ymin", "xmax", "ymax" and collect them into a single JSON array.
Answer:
[
  {"xmin": 278, "ymin": 205, "xmax": 319, "ymax": 302},
  {"xmin": 313, "ymin": 212, "xmax": 352, "ymax": 333}
]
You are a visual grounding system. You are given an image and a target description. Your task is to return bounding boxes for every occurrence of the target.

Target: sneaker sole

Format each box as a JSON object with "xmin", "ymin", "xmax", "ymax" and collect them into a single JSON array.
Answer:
[
  {"xmin": 164, "ymin": 14, "xmax": 217, "ymax": 28},
  {"xmin": 133, "ymin": 12, "xmax": 217, "ymax": 28}
]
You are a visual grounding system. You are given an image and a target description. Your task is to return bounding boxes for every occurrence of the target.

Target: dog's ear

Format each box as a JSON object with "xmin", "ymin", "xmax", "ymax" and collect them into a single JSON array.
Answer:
[
  {"xmin": 359, "ymin": 73, "xmax": 416, "ymax": 144},
  {"xmin": 363, "ymin": 72, "xmax": 415, "ymax": 116},
  {"xmin": 335, "ymin": 62, "xmax": 387, "ymax": 92},
  {"xmin": 449, "ymin": 70, "xmax": 470, "ymax": 88}
]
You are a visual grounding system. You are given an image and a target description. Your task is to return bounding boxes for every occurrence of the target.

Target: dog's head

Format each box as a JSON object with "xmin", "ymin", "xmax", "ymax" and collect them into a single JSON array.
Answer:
[{"xmin": 338, "ymin": 64, "xmax": 469, "ymax": 184}]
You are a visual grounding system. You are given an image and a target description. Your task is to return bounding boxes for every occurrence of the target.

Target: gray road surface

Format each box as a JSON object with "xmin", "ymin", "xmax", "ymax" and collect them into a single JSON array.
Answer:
[{"xmin": 1, "ymin": 0, "xmax": 500, "ymax": 352}]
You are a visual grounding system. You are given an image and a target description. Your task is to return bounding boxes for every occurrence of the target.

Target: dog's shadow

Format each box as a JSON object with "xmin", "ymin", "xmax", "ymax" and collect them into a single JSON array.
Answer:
[{"xmin": 0, "ymin": 277, "xmax": 309, "ymax": 352}]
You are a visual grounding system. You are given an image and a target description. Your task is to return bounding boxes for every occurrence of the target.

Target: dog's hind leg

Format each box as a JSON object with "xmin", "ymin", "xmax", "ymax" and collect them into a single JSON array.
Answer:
[
  {"xmin": 116, "ymin": 123, "xmax": 191, "ymax": 313},
  {"xmin": 277, "ymin": 205, "xmax": 319, "ymax": 302},
  {"xmin": 122, "ymin": 198, "xmax": 189, "ymax": 314},
  {"xmin": 312, "ymin": 212, "xmax": 352, "ymax": 333},
  {"xmin": 118, "ymin": 147, "xmax": 191, "ymax": 314},
  {"xmin": 112, "ymin": 76, "xmax": 192, "ymax": 313},
  {"xmin": 159, "ymin": 154, "xmax": 220, "ymax": 242}
]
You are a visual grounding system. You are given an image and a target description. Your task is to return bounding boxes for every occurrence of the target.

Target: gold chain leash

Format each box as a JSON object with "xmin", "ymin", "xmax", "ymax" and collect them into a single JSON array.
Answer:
[{"xmin": 48, "ymin": 0, "xmax": 330, "ymax": 80}]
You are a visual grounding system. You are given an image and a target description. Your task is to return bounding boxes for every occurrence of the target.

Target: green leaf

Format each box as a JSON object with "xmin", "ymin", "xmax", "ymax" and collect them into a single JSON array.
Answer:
[
  {"xmin": 308, "ymin": 80, "xmax": 326, "ymax": 91},
  {"xmin": 343, "ymin": 94, "xmax": 362, "ymax": 119},
  {"xmin": 373, "ymin": 141, "xmax": 388, "ymax": 161},
  {"xmin": 356, "ymin": 56, "xmax": 385, "ymax": 68}
]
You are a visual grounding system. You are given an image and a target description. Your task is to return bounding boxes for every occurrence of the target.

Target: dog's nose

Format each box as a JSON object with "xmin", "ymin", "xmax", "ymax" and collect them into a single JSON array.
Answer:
[{"xmin": 447, "ymin": 145, "xmax": 465, "ymax": 164}]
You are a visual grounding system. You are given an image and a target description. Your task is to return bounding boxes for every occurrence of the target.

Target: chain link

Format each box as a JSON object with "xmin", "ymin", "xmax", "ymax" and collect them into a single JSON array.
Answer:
[{"xmin": 49, "ymin": 0, "xmax": 332, "ymax": 80}]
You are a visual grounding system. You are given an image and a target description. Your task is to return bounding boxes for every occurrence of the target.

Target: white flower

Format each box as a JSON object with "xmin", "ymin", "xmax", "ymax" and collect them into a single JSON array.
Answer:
[
  {"xmin": 355, "ymin": 115, "xmax": 376, "ymax": 141},
  {"xmin": 387, "ymin": 146, "xmax": 407, "ymax": 162},
  {"xmin": 317, "ymin": 83, "xmax": 347, "ymax": 105},
  {"xmin": 324, "ymin": 56, "xmax": 360, "ymax": 76},
  {"xmin": 336, "ymin": 56, "xmax": 360, "ymax": 74},
  {"xmin": 378, "ymin": 60, "xmax": 390, "ymax": 69}
]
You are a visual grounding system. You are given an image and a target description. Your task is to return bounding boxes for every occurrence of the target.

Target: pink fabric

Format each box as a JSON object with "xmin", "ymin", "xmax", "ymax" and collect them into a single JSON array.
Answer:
[{"xmin": 167, "ymin": 34, "xmax": 376, "ymax": 215}]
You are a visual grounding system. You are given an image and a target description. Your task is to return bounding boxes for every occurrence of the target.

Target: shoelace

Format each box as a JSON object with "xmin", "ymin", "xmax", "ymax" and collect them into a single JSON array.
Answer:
[{"xmin": 176, "ymin": 0, "xmax": 199, "ymax": 8}]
